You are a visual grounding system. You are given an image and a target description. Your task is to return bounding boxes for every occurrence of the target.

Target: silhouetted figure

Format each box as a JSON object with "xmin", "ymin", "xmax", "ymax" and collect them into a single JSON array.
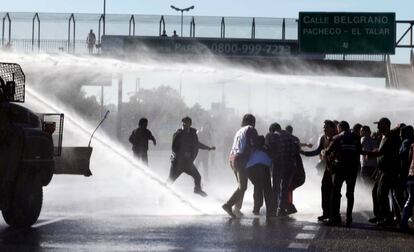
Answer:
[
  {"xmin": 352, "ymin": 123, "xmax": 362, "ymax": 138},
  {"xmin": 300, "ymin": 120, "xmax": 336, "ymax": 222},
  {"xmin": 161, "ymin": 30, "xmax": 168, "ymax": 37},
  {"xmin": 245, "ymin": 135, "xmax": 276, "ymax": 217},
  {"xmin": 168, "ymin": 117, "xmax": 214, "ymax": 197},
  {"xmin": 86, "ymin": 29, "xmax": 96, "ymax": 54},
  {"xmin": 172, "ymin": 30, "xmax": 178, "ymax": 37},
  {"xmin": 266, "ymin": 122, "xmax": 299, "ymax": 217},
  {"xmin": 223, "ymin": 114, "xmax": 258, "ymax": 218},
  {"xmin": 325, "ymin": 121, "xmax": 362, "ymax": 227},
  {"xmin": 129, "ymin": 118, "xmax": 156, "ymax": 166},
  {"xmin": 285, "ymin": 125, "xmax": 306, "ymax": 215},
  {"xmin": 367, "ymin": 117, "xmax": 401, "ymax": 227},
  {"xmin": 396, "ymin": 126, "xmax": 414, "ymax": 218},
  {"xmin": 400, "ymin": 141, "xmax": 414, "ymax": 231},
  {"xmin": 360, "ymin": 125, "xmax": 378, "ymax": 184}
]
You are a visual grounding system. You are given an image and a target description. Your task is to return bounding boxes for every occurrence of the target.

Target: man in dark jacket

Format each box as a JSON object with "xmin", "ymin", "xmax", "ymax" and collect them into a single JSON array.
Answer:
[
  {"xmin": 300, "ymin": 120, "xmax": 336, "ymax": 221},
  {"xmin": 368, "ymin": 118, "xmax": 402, "ymax": 226},
  {"xmin": 129, "ymin": 118, "xmax": 156, "ymax": 166},
  {"xmin": 325, "ymin": 121, "xmax": 362, "ymax": 227},
  {"xmin": 168, "ymin": 116, "xmax": 215, "ymax": 197}
]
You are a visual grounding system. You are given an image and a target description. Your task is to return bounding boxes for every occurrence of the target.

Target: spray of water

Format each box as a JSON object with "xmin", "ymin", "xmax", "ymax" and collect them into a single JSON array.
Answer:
[{"xmin": 3, "ymin": 50, "xmax": 414, "ymax": 218}]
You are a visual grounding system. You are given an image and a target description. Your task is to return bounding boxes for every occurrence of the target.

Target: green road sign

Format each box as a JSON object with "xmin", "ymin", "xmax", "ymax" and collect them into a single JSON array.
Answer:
[{"xmin": 299, "ymin": 12, "xmax": 396, "ymax": 54}]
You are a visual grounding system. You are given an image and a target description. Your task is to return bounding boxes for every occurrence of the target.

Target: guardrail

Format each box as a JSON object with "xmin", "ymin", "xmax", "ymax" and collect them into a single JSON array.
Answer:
[
  {"xmin": 1, "ymin": 12, "xmax": 413, "ymax": 58},
  {"xmin": 3, "ymin": 39, "xmax": 97, "ymax": 54}
]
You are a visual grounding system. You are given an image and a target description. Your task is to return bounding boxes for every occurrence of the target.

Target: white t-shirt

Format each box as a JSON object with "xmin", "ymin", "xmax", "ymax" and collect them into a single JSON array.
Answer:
[{"xmin": 230, "ymin": 125, "xmax": 253, "ymax": 156}]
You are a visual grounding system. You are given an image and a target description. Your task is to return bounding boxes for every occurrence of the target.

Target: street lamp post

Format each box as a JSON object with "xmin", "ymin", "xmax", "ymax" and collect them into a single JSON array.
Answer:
[
  {"xmin": 170, "ymin": 5, "xmax": 194, "ymax": 37},
  {"xmin": 103, "ymin": 0, "xmax": 106, "ymax": 35}
]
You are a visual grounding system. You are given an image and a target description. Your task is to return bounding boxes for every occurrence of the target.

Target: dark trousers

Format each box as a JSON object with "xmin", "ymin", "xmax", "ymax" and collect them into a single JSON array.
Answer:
[
  {"xmin": 273, "ymin": 165, "xmax": 294, "ymax": 211},
  {"xmin": 372, "ymin": 179, "xmax": 382, "ymax": 219},
  {"xmin": 401, "ymin": 182, "xmax": 414, "ymax": 228},
  {"xmin": 392, "ymin": 175, "xmax": 407, "ymax": 219},
  {"xmin": 330, "ymin": 169, "xmax": 357, "ymax": 221},
  {"xmin": 247, "ymin": 164, "xmax": 276, "ymax": 216},
  {"xmin": 168, "ymin": 158, "xmax": 201, "ymax": 189},
  {"xmin": 225, "ymin": 156, "xmax": 248, "ymax": 210},
  {"xmin": 377, "ymin": 173, "xmax": 395, "ymax": 221},
  {"xmin": 321, "ymin": 169, "xmax": 333, "ymax": 217},
  {"xmin": 133, "ymin": 150, "xmax": 148, "ymax": 166}
]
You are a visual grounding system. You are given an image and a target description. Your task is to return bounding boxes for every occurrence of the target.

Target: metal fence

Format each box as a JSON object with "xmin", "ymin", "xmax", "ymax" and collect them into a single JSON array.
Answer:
[
  {"xmin": 1, "ymin": 12, "xmax": 296, "ymax": 54},
  {"xmin": 1, "ymin": 12, "xmax": 413, "ymax": 59},
  {"xmin": 5, "ymin": 38, "xmax": 98, "ymax": 54}
]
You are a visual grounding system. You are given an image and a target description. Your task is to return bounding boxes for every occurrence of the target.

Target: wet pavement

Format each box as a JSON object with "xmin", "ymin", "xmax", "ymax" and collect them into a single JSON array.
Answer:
[
  {"xmin": 1, "ymin": 146, "xmax": 413, "ymax": 251},
  {"xmin": 1, "ymin": 210, "xmax": 414, "ymax": 251}
]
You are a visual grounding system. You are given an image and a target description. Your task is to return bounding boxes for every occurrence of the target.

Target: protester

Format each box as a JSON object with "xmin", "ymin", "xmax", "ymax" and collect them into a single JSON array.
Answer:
[
  {"xmin": 285, "ymin": 125, "xmax": 306, "ymax": 215},
  {"xmin": 245, "ymin": 135, "xmax": 276, "ymax": 217},
  {"xmin": 325, "ymin": 121, "xmax": 362, "ymax": 227},
  {"xmin": 352, "ymin": 123, "xmax": 362, "ymax": 138},
  {"xmin": 360, "ymin": 125, "xmax": 378, "ymax": 184},
  {"xmin": 396, "ymin": 126, "xmax": 414, "ymax": 215},
  {"xmin": 223, "ymin": 114, "xmax": 258, "ymax": 218},
  {"xmin": 300, "ymin": 120, "xmax": 336, "ymax": 221},
  {"xmin": 129, "ymin": 118, "xmax": 156, "ymax": 166},
  {"xmin": 400, "ymin": 141, "xmax": 414, "ymax": 232},
  {"xmin": 86, "ymin": 29, "xmax": 96, "ymax": 54},
  {"xmin": 367, "ymin": 117, "xmax": 401, "ymax": 227},
  {"xmin": 266, "ymin": 122, "xmax": 298, "ymax": 216},
  {"xmin": 168, "ymin": 116, "xmax": 215, "ymax": 197},
  {"xmin": 352, "ymin": 123, "xmax": 363, "ymax": 176}
]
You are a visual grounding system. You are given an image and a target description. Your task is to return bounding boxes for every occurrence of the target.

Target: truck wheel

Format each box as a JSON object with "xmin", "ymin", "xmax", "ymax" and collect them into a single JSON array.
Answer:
[{"xmin": 2, "ymin": 175, "xmax": 43, "ymax": 228}]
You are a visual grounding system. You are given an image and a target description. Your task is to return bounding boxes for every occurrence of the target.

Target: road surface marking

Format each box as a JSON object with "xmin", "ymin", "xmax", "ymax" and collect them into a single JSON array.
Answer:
[
  {"xmin": 288, "ymin": 242, "xmax": 310, "ymax": 249},
  {"xmin": 303, "ymin": 225, "xmax": 320, "ymax": 231},
  {"xmin": 296, "ymin": 233, "xmax": 315, "ymax": 239}
]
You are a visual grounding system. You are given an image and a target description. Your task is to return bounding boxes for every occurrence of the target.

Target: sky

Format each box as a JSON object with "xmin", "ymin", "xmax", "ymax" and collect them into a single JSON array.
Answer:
[{"xmin": 2, "ymin": 0, "xmax": 414, "ymax": 20}]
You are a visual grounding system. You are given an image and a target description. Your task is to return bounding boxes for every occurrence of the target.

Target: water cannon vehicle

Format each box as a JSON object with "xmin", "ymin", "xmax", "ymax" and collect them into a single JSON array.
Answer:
[{"xmin": 0, "ymin": 62, "xmax": 93, "ymax": 227}]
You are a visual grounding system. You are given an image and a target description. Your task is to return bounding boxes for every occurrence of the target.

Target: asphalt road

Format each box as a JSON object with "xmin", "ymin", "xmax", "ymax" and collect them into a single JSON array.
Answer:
[
  {"xmin": 1, "ymin": 209, "xmax": 414, "ymax": 251},
  {"xmin": 1, "ymin": 164, "xmax": 413, "ymax": 252}
]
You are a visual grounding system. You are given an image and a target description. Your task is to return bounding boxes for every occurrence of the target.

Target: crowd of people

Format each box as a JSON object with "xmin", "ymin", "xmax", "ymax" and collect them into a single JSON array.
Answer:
[
  {"xmin": 221, "ymin": 113, "xmax": 414, "ymax": 232},
  {"xmin": 128, "ymin": 114, "xmax": 414, "ymax": 232}
]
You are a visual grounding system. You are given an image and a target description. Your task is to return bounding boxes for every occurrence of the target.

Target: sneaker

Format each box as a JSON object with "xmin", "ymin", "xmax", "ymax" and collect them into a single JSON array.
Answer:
[
  {"xmin": 233, "ymin": 208, "xmax": 244, "ymax": 217},
  {"xmin": 317, "ymin": 215, "xmax": 329, "ymax": 222},
  {"xmin": 286, "ymin": 204, "xmax": 298, "ymax": 215},
  {"xmin": 222, "ymin": 204, "xmax": 236, "ymax": 218},
  {"xmin": 376, "ymin": 218, "xmax": 395, "ymax": 227},
  {"xmin": 252, "ymin": 209, "xmax": 260, "ymax": 216},
  {"xmin": 194, "ymin": 188, "xmax": 208, "ymax": 197},
  {"xmin": 276, "ymin": 208, "xmax": 288, "ymax": 217},
  {"xmin": 368, "ymin": 217, "xmax": 381, "ymax": 223}
]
